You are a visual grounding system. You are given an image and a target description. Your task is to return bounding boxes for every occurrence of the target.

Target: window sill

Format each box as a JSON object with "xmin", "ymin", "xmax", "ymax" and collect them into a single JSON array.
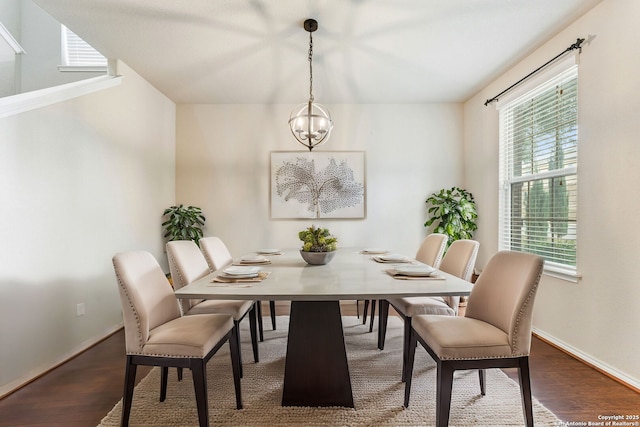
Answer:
[
  {"xmin": 58, "ymin": 65, "xmax": 108, "ymax": 73},
  {"xmin": 543, "ymin": 265, "xmax": 581, "ymax": 283}
]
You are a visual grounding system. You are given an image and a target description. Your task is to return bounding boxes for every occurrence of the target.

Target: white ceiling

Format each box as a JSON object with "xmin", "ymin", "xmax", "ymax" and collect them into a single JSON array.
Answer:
[{"xmin": 34, "ymin": 0, "xmax": 600, "ymax": 104}]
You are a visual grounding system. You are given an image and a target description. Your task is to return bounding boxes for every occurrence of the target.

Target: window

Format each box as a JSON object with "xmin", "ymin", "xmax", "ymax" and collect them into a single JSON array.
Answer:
[
  {"xmin": 60, "ymin": 25, "xmax": 107, "ymax": 71},
  {"xmin": 498, "ymin": 65, "xmax": 578, "ymax": 279}
]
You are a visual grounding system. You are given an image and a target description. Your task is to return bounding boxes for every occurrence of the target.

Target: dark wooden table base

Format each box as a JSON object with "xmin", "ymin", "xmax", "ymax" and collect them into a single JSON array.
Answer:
[{"xmin": 282, "ymin": 300, "xmax": 354, "ymax": 407}]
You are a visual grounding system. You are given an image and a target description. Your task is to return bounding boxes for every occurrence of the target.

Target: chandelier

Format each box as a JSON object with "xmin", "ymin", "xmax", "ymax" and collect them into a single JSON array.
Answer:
[{"xmin": 288, "ymin": 19, "xmax": 333, "ymax": 151}]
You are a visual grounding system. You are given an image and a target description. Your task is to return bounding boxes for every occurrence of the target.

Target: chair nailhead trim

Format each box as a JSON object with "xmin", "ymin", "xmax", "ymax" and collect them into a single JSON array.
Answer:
[
  {"xmin": 167, "ymin": 251, "xmax": 193, "ymax": 314},
  {"xmin": 113, "ymin": 261, "xmax": 144, "ymax": 351},
  {"xmin": 128, "ymin": 352, "xmax": 195, "ymax": 358},
  {"xmin": 442, "ymin": 353, "xmax": 529, "ymax": 361},
  {"xmin": 510, "ymin": 266, "xmax": 543, "ymax": 354}
]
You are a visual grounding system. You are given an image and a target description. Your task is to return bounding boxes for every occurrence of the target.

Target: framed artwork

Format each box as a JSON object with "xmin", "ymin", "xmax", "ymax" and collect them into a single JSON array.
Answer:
[{"xmin": 270, "ymin": 151, "xmax": 366, "ymax": 219}]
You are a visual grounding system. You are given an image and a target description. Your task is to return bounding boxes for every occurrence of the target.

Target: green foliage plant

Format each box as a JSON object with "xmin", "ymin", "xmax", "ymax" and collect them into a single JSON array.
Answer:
[
  {"xmin": 162, "ymin": 204, "xmax": 206, "ymax": 245},
  {"xmin": 298, "ymin": 225, "xmax": 338, "ymax": 252},
  {"xmin": 425, "ymin": 187, "xmax": 478, "ymax": 247}
]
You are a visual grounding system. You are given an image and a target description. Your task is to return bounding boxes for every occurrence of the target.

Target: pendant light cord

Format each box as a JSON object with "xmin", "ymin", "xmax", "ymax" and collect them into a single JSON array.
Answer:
[{"xmin": 308, "ymin": 31, "xmax": 314, "ymax": 103}]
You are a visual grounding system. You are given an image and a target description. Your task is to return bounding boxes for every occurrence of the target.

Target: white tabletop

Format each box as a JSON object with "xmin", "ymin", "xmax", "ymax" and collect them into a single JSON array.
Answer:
[{"xmin": 175, "ymin": 247, "xmax": 473, "ymax": 301}]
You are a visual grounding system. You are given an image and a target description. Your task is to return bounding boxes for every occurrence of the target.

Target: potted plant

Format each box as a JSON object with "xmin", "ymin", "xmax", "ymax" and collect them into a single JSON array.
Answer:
[
  {"xmin": 162, "ymin": 204, "xmax": 206, "ymax": 245},
  {"xmin": 298, "ymin": 225, "xmax": 338, "ymax": 265},
  {"xmin": 425, "ymin": 187, "xmax": 478, "ymax": 248}
]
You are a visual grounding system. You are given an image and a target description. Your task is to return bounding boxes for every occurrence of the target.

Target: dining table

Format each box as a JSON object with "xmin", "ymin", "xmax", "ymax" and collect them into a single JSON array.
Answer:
[{"xmin": 174, "ymin": 247, "xmax": 474, "ymax": 408}]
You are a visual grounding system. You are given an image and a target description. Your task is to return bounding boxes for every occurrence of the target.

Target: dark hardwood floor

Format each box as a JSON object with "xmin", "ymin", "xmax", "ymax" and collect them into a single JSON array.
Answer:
[
  {"xmin": 506, "ymin": 337, "xmax": 640, "ymax": 423},
  {"xmin": 1, "ymin": 301, "xmax": 638, "ymax": 426}
]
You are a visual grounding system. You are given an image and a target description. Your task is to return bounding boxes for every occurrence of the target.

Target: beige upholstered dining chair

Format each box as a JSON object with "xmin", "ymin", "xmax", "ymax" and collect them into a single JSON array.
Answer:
[
  {"xmin": 381, "ymin": 239, "xmax": 479, "ymax": 380},
  {"xmin": 364, "ymin": 233, "xmax": 449, "ymax": 335},
  {"xmin": 198, "ymin": 236, "xmax": 233, "ymax": 271},
  {"xmin": 199, "ymin": 236, "xmax": 277, "ymax": 339},
  {"xmin": 415, "ymin": 233, "xmax": 448, "ymax": 269},
  {"xmin": 403, "ymin": 250, "xmax": 544, "ymax": 427},
  {"xmin": 166, "ymin": 240, "xmax": 259, "ymax": 372},
  {"xmin": 378, "ymin": 233, "xmax": 468, "ymax": 350},
  {"xmin": 112, "ymin": 250, "xmax": 242, "ymax": 427}
]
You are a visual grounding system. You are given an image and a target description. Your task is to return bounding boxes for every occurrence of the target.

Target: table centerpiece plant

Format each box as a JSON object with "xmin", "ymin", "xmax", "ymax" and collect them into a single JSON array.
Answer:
[{"xmin": 298, "ymin": 225, "xmax": 338, "ymax": 265}]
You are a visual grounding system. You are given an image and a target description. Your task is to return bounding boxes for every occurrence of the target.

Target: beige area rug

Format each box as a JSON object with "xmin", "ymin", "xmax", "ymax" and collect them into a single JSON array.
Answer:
[{"xmin": 99, "ymin": 316, "xmax": 562, "ymax": 426}]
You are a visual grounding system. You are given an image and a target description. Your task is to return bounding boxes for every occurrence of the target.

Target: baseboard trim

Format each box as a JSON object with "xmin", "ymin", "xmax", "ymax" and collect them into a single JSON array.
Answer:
[
  {"xmin": 533, "ymin": 328, "xmax": 640, "ymax": 393},
  {"xmin": 0, "ymin": 323, "xmax": 124, "ymax": 399}
]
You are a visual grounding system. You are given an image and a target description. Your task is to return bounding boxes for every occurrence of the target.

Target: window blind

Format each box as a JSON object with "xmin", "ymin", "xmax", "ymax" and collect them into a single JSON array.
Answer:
[
  {"xmin": 499, "ymin": 66, "xmax": 578, "ymax": 274},
  {"xmin": 61, "ymin": 26, "xmax": 107, "ymax": 67}
]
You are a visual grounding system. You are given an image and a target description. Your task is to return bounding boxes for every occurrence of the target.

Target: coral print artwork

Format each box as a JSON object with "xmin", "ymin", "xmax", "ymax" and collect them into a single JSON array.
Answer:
[{"xmin": 271, "ymin": 151, "xmax": 366, "ymax": 219}]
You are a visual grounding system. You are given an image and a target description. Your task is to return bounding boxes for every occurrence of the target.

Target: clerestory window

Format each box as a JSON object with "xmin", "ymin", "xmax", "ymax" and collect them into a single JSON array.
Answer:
[{"xmin": 60, "ymin": 25, "xmax": 107, "ymax": 71}]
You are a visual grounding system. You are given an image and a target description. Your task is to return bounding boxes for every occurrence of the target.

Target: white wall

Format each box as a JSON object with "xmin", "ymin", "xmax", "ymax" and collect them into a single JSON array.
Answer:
[
  {"xmin": 0, "ymin": 0, "xmax": 21, "ymax": 97},
  {"xmin": 463, "ymin": 0, "xmax": 640, "ymax": 388},
  {"xmin": 0, "ymin": 61, "xmax": 175, "ymax": 396},
  {"xmin": 0, "ymin": 38, "xmax": 17, "ymax": 97},
  {"xmin": 176, "ymin": 104, "xmax": 463, "ymax": 258}
]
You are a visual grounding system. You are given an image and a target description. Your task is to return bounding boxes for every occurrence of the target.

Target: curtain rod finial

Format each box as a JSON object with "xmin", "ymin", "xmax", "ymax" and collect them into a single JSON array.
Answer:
[{"xmin": 570, "ymin": 38, "xmax": 586, "ymax": 52}]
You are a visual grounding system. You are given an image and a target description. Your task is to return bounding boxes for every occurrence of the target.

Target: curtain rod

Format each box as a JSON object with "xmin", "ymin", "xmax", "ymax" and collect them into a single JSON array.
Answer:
[{"xmin": 484, "ymin": 37, "xmax": 585, "ymax": 106}]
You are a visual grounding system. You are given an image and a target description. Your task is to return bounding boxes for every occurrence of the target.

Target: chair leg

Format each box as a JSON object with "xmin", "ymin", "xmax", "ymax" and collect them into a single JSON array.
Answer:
[
  {"xmin": 121, "ymin": 356, "xmax": 137, "ymax": 427},
  {"xmin": 436, "ymin": 361, "xmax": 455, "ymax": 427},
  {"xmin": 233, "ymin": 321, "xmax": 243, "ymax": 378},
  {"xmin": 518, "ymin": 357, "xmax": 534, "ymax": 427},
  {"xmin": 269, "ymin": 301, "xmax": 276, "ymax": 330},
  {"xmin": 190, "ymin": 358, "xmax": 209, "ymax": 427},
  {"xmin": 401, "ymin": 316, "xmax": 413, "ymax": 382},
  {"xmin": 403, "ymin": 326, "xmax": 418, "ymax": 407},
  {"xmin": 228, "ymin": 327, "xmax": 243, "ymax": 410},
  {"xmin": 248, "ymin": 304, "xmax": 259, "ymax": 363},
  {"xmin": 160, "ymin": 366, "xmax": 169, "ymax": 402},
  {"xmin": 362, "ymin": 300, "xmax": 370, "ymax": 325},
  {"xmin": 356, "ymin": 300, "xmax": 361, "ymax": 319},
  {"xmin": 479, "ymin": 369, "xmax": 486, "ymax": 395},
  {"xmin": 377, "ymin": 299, "xmax": 389, "ymax": 350},
  {"xmin": 256, "ymin": 301, "xmax": 264, "ymax": 342},
  {"xmin": 369, "ymin": 300, "xmax": 376, "ymax": 332},
  {"xmin": 177, "ymin": 367, "xmax": 183, "ymax": 381}
]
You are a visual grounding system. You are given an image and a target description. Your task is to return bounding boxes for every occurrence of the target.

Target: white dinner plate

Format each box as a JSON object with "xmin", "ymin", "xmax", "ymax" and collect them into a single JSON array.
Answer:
[
  {"xmin": 395, "ymin": 265, "xmax": 436, "ymax": 276},
  {"xmin": 362, "ymin": 248, "xmax": 388, "ymax": 254},
  {"xmin": 223, "ymin": 266, "xmax": 261, "ymax": 276},
  {"xmin": 219, "ymin": 272, "xmax": 259, "ymax": 279},
  {"xmin": 257, "ymin": 248, "xmax": 281, "ymax": 254},
  {"xmin": 377, "ymin": 253, "xmax": 409, "ymax": 262},
  {"xmin": 240, "ymin": 255, "xmax": 269, "ymax": 263}
]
